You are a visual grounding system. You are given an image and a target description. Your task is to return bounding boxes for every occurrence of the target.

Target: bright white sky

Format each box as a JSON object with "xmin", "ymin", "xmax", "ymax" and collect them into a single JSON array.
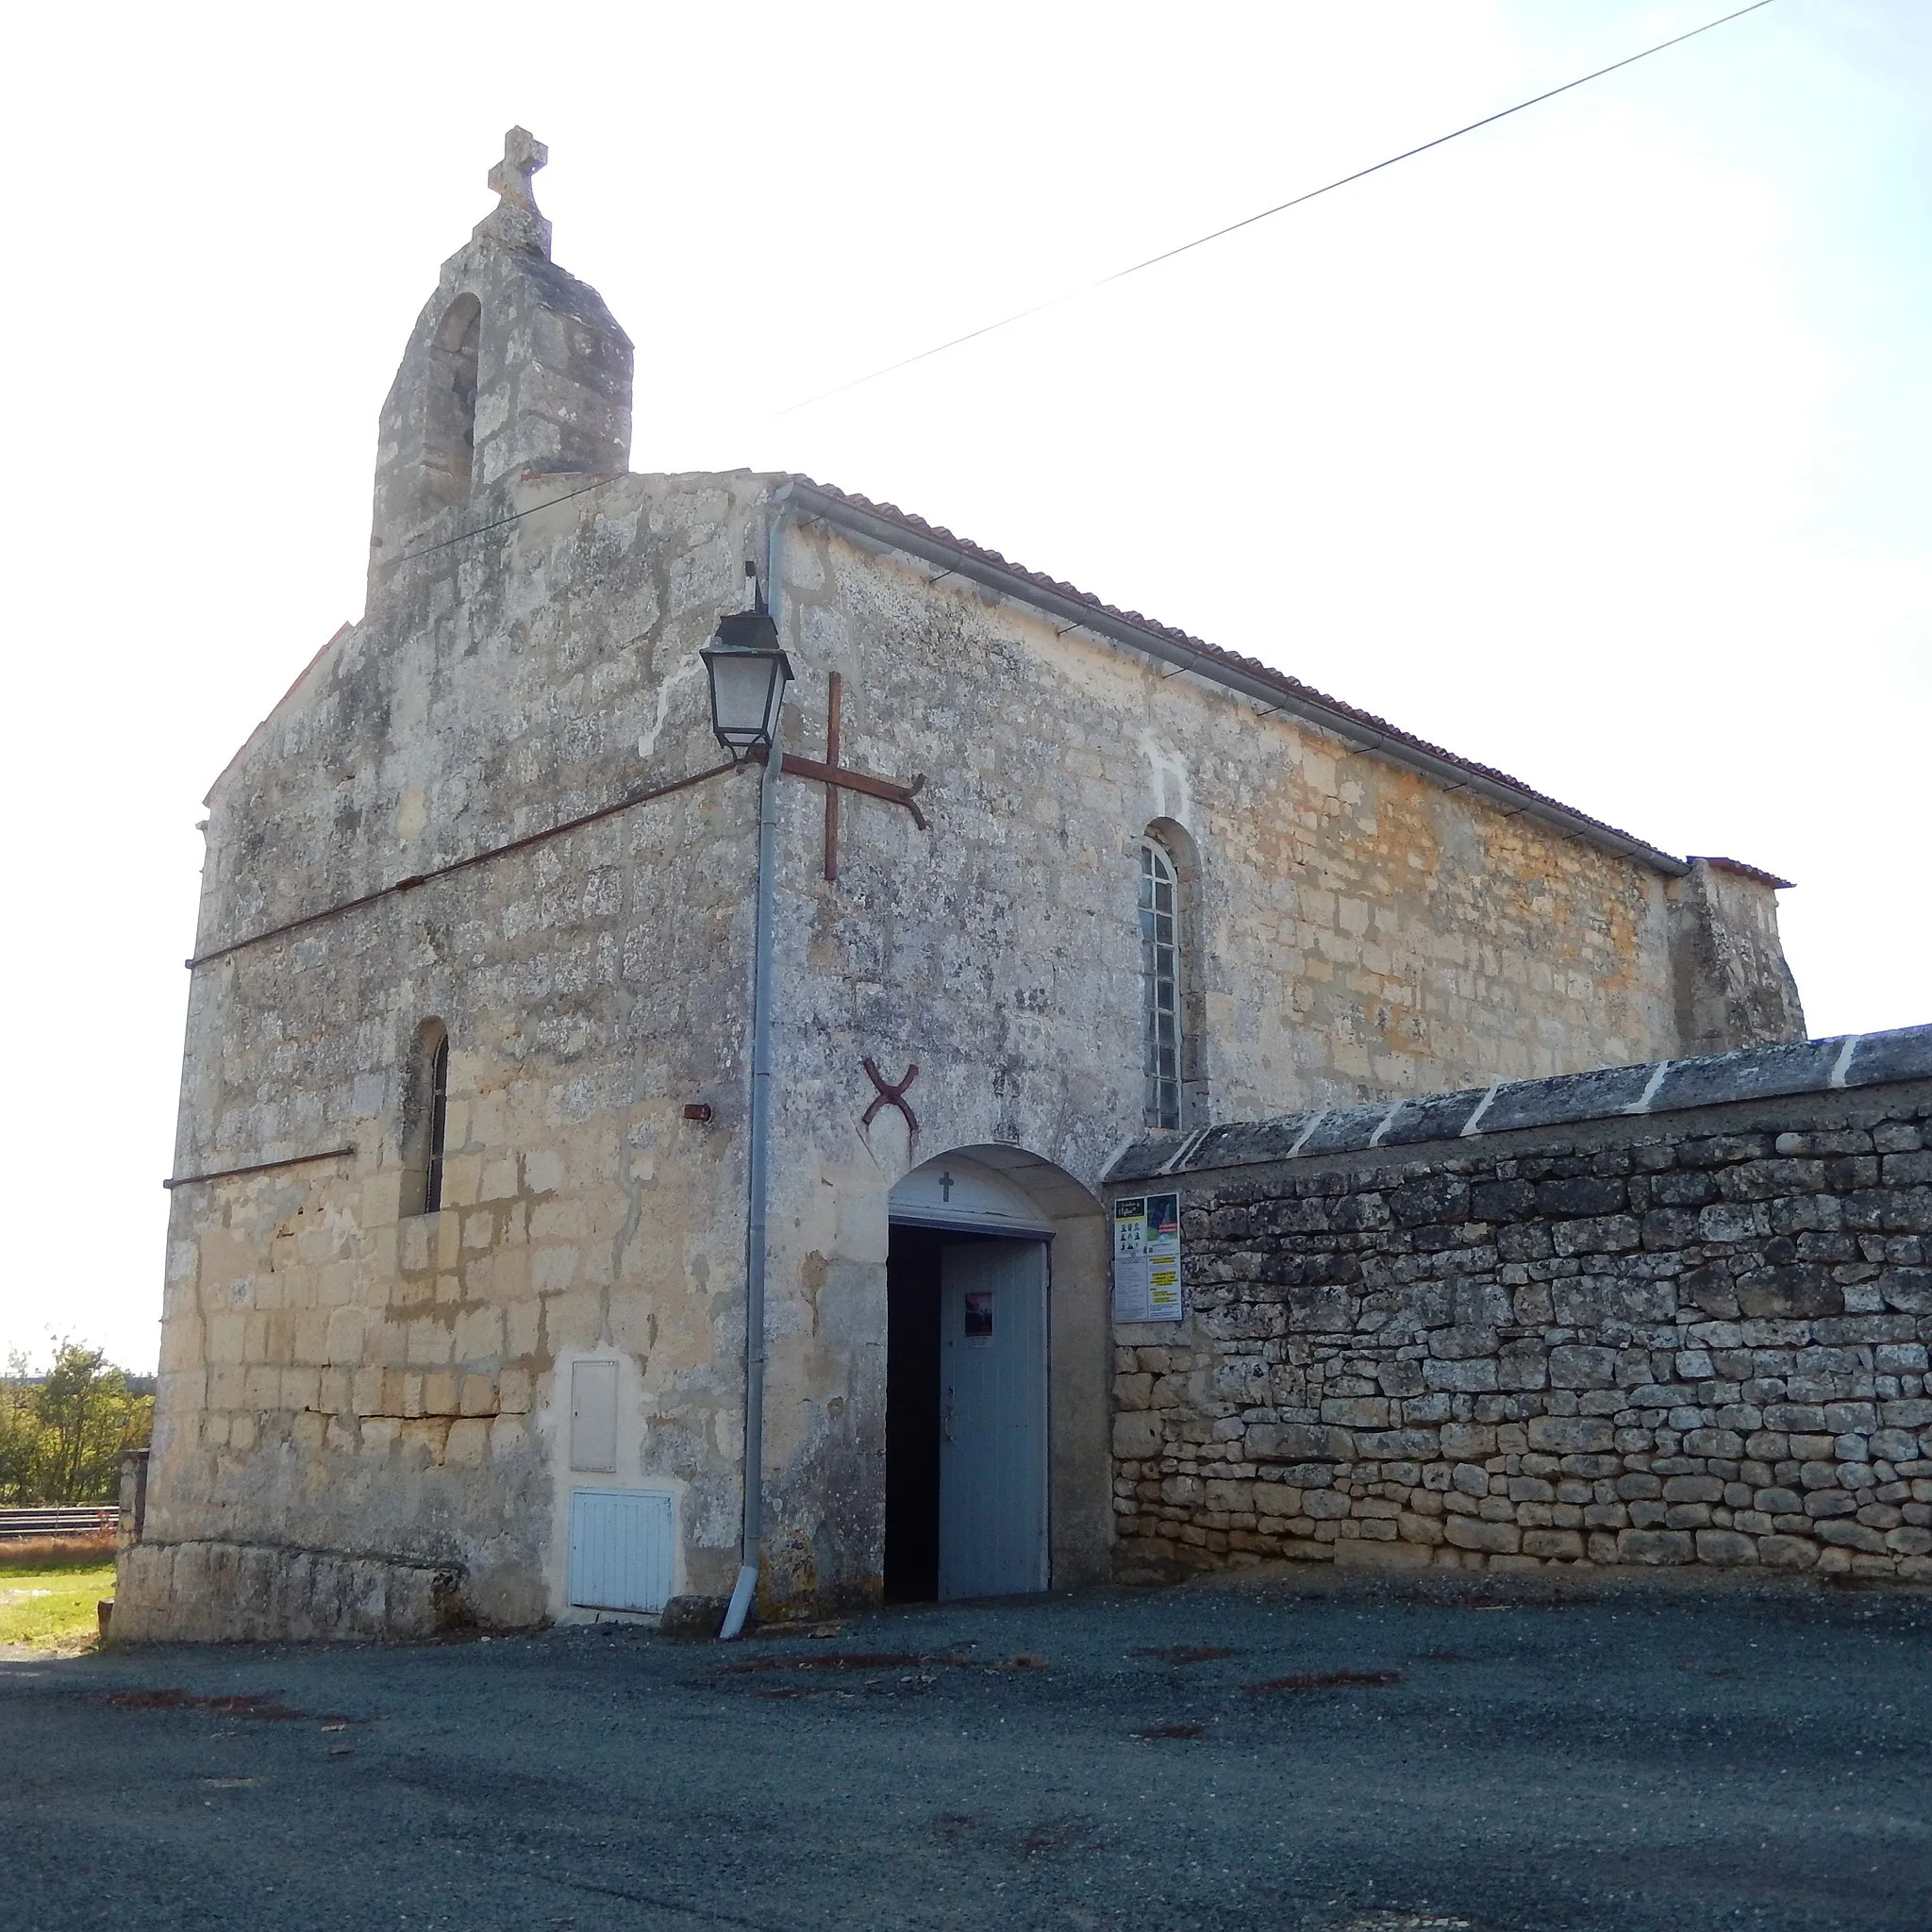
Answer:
[{"xmin": 4, "ymin": 1, "xmax": 1925, "ymax": 1372}]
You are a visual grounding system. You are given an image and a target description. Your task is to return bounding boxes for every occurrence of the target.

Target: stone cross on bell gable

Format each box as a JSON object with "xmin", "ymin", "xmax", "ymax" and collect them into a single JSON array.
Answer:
[
  {"xmin": 489, "ymin": 127, "xmax": 547, "ymax": 206},
  {"xmin": 475, "ymin": 126, "xmax": 552, "ymax": 258}
]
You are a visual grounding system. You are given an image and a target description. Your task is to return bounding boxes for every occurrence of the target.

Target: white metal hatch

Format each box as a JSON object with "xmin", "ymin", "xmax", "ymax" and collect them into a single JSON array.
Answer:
[{"xmin": 568, "ymin": 1488, "xmax": 675, "ymax": 1614}]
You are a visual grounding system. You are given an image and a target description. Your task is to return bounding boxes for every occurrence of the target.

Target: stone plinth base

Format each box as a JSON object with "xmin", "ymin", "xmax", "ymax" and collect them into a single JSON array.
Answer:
[{"xmin": 108, "ymin": 1541, "xmax": 469, "ymax": 1644}]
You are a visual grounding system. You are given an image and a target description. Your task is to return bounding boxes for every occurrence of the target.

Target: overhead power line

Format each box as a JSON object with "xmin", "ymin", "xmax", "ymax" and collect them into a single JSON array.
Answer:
[{"xmin": 775, "ymin": 0, "xmax": 1781, "ymax": 417}]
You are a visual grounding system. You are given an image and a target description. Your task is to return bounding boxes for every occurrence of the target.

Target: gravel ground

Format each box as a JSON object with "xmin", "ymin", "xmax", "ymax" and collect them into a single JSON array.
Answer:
[{"xmin": 6, "ymin": 1569, "xmax": 1931, "ymax": 1932}]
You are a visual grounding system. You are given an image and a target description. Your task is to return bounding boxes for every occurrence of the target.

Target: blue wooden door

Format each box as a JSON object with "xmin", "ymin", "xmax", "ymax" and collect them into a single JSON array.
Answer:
[{"xmin": 939, "ymin": 1241, "xmax": 1048, "ymax": 1599}]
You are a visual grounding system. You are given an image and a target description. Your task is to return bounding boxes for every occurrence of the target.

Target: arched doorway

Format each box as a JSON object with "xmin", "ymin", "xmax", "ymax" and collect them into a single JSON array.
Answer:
[{"xmin": 884, "ymin": 1149, "xmax": 1106, "ymax": 1602}]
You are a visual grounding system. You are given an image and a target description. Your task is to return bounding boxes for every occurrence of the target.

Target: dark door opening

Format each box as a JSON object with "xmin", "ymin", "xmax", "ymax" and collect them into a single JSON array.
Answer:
[
  {"xmin": 886, "ymin": 1223, "xmax": 1050, "ymax": 1604},
  {"xmin": 885, "ymin": 1225, "xmax": 944, "ymax": 1602}
]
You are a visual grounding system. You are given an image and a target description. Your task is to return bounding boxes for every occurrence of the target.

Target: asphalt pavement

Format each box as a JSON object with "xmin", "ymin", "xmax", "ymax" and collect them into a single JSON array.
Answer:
[{"xmin": 5, "ymin": 1568, "xmax": 1930, "ymax": 1931}]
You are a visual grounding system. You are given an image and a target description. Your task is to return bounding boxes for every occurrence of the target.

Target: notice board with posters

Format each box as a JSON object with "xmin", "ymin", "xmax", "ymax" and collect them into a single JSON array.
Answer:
[{"xmin": 1112, "ymin": 1193, "xmax": 1183, "ymax": 1323}]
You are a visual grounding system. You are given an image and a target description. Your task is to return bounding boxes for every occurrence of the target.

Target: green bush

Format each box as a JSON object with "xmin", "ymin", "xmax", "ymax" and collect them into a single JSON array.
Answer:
[{"xmin": 0, "ymin": 1341, "xmax": 153, "ymax": 1506}]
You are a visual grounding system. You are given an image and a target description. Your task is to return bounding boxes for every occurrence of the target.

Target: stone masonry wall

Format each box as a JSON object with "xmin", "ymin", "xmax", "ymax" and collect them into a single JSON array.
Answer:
[{"xmin": 1109, "ymin": 1040, "xmax": 1932, "ymax": 1583}]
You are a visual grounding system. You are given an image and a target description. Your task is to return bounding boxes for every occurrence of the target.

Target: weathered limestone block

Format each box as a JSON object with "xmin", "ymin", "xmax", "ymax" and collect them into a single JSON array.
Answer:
[
  {"xmin": 1247, "ymin": 1423, "xmax": 1351, "ymax": 1462},
  {"xmin": 110, "ymin": 1541, "xmax": 467, "ymax": 1643},
  {"xmin": 1446, "ymin": 1516, "xmax": 1520, "ymax": 1554}
]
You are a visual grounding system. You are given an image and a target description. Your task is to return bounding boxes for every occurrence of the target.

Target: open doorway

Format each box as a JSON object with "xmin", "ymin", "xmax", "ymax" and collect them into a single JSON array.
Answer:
[
  {"xmin": 885, "ymin": 1223, "xmax": 1049, "ymax": 1603},
  {"xmin": 885, "ymin": 1225, "xmax": 944, "ymax": 1602}
]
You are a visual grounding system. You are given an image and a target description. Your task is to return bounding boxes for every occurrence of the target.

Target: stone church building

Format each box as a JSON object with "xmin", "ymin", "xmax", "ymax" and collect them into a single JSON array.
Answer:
[{"xmin": 114, "ymin": 133, "xmax": 1807, "ymax": 1641}]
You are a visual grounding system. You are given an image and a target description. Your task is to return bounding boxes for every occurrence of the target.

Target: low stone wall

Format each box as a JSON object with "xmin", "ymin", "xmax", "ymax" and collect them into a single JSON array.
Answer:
[
  {"xmin": 1107, "ymin": 1028, "xmax": 1932, "ymax": 1582},
  {"xmin": 110, "ymin": 1541, "xmax": 465, "ymax": 1643}
]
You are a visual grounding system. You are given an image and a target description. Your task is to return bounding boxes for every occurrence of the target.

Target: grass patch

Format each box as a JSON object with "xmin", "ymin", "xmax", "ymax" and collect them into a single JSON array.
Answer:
[{"xmin": 0, "ymin": 1550, "xmax": 115, "ymax": 1652}]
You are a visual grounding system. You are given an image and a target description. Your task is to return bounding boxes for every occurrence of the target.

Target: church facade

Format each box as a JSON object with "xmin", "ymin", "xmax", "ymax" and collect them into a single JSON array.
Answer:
[{"xmin": 114, "ymin": 134, "xmax": 1806, "ymax": 1641}]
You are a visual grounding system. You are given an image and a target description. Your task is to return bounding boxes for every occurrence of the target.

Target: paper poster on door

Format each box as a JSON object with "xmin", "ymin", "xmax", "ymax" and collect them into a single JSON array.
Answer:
[
  {"xmin": 1112, "ymin": 1193, "xmax": 1183, "ymax": 1323},
  {"xmin": 962, "ymin": 1290, "xmax": 994, "ymax": 1342}
]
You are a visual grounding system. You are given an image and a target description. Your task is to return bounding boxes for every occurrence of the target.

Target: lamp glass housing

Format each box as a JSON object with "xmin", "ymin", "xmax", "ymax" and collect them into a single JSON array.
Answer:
[{"xmin": 702, "ymin": 610, "xmax": 792, "ymax": 760}]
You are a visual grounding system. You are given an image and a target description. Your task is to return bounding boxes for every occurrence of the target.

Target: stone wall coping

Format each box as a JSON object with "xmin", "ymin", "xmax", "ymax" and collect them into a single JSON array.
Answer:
[{"xmin": 1106, "ymin": 1024, "xmax": 1932, "ymax": 1184}]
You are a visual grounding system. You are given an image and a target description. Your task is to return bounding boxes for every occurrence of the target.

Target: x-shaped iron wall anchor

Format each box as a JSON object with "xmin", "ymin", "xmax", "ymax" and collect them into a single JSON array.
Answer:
[{"xmin": 861, "ymin": 1058, "xmax": 920, "ymax": 1134}]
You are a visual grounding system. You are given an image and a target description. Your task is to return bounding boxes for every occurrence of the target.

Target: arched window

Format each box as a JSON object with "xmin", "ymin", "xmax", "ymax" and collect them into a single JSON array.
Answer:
[
  {"xmin": 400, "ymin": 1020, "xmax": 451, "ymax": 1217},
  {"xmin": 1141, "ymin": 840, "xmax": 1182, "ymax": 1130},
  {"xmin": 423, "ymin": 295, "xmax": 481, "ymax": 508}
]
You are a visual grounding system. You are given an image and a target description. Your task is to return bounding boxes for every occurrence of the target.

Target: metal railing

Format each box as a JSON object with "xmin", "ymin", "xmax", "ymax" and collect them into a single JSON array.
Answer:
[{"xmin": 0, "ymin": 1506, "xmax": 119, "ymax": 1541}]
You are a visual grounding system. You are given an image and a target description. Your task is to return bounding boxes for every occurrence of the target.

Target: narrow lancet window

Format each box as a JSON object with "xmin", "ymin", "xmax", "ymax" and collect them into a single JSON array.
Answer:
[
  {"xmin": 1141, "ymin": 841, "xmax": 1182, "ymax": 1130},
  {"xmin": 425, "ymin": 1029, "xmax": 450, "ymax": 1212},
  {"xmin": 401, "ymin": 1020, "xmax": 451, "ymax": 1217}
]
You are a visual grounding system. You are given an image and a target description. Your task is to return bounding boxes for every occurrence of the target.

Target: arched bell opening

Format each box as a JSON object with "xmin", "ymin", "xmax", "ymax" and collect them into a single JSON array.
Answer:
[
  {"xmin": 421, "ymin": 293, "xmax": 482, "ymax": 509},
  {"xmin": 883, "ymin": 1147, "xmax": 1108, "ymax": 1602}
]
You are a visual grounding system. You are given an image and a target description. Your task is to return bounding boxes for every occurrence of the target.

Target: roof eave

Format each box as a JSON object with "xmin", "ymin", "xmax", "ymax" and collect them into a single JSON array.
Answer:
[{"xmin": 783, "ymin": 480, "xmax": 1690, "ymax": 880}]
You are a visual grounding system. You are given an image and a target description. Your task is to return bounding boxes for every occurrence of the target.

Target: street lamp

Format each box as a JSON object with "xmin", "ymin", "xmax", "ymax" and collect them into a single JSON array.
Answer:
[
  {"xmin": 702, "ymin": 609, "xmax": 793, "ymax": 763},
  {"xmin": 698, "ymin": 530, "xmax": 922, "ymax": 1641},
  {"xmin": 703, "ymin": 577, "xmax": 794, "ymax": 1641}
]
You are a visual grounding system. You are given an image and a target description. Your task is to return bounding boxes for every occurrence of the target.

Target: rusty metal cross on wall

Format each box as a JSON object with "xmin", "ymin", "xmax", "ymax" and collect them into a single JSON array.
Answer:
[{"xmin": 774, "ymin": 674, "xmax": 927, "ymax": 882}]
